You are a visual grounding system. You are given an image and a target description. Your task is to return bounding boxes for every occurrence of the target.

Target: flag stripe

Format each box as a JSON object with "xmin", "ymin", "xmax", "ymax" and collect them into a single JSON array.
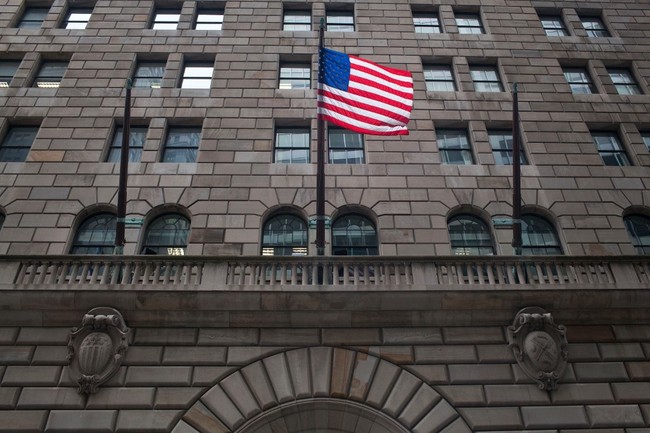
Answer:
[{"xmin": 318, "ymin": 48, "xmax": 413, "ymax": 136}]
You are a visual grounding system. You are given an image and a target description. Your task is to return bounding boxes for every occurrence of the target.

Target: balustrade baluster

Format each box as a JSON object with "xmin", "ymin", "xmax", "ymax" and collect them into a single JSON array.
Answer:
[{"xmin": 25, "ymin": 262, "xmax": 38, "ymax": 285}]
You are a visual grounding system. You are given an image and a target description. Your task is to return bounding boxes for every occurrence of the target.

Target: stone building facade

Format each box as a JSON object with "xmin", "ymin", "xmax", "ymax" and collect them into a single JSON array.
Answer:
[{"xmin": 0, "ymin": 0, "xmax": 649, "ymax": 431}]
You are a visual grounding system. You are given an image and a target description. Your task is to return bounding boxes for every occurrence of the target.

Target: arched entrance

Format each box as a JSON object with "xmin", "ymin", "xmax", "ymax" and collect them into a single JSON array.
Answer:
[{"xmin": 172, "ymin": 347, "xmax": 470, "ymax": 433}]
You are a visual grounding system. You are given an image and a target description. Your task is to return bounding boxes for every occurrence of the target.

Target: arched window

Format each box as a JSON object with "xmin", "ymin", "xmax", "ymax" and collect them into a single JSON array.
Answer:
[
  {"xmin": 332, "ymin": 214, "xmax": 378, "ymax": 256},
  {"xmin": 261, "ymin": 214, "xmax": 307, "ymax": 256},
  {"xmin": 624, "ymin": 214, "xmax": 650, "ymax": 254},
  {"xmin": 71, "ymin": 213, "xmax": 116, "ymax": 254},
  {"xmin": 521, "ymin": 214, "xmax": 562, "ymax": 255},
  {"xmin": 142, "ymin": 213, "xmax": 190, "ymax": 255},
  {"xmin": 448, "ymin": 215, "xmax": 494, "ymax": 255},
  {"xmin": 0, "ymin": 213, "xmax": 4, "ymax": 231}
]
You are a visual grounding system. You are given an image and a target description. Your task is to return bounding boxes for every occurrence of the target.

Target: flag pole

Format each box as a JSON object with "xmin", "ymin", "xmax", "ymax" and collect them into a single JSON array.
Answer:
[
  {"xmin": 316, "ymin": 18, "xmax": 326, "ymax": 257},
  {"xmin": 512, "ymin": 82, "xmax": 522, "ymax": 256},
  {"xmin": 115, "ymin": 78, "xmax": 132, "ymax": 255}
]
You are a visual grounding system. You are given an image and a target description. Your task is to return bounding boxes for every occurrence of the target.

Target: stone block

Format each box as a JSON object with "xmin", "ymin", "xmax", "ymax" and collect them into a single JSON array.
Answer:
[
  {"xmin": 200, "ymin": 385, "xmax": 244, "ymax": 431},
  {"xmin": 330, "ymin": 348, "xmax": 356, "ymax": 398},
  {"xmin": 551, "ymin": 384, "xmax": 615, "ymax": 405},
  {"xmin": 439, "ymin": 385, "xmax": 486, "ymax": 406},
  {"xmin": 322, "ymin": 328, "xmax": 382, "ymax": 345},
  {"xmin": 2, "ymin": 366, "xmax": 62, "ymax": 386},
  {"xmin": 193, "ymin": 366, "xmax": 237, "ymax": 386},
  {"xmin": 171, "ymin": 420, "xmax": 201, "ymax": 433},
  {"xmin": 448, "ymin": 364, "xmax": 513, "ymax": 384},
  {"xmin": 0, "ymin": 410, "xmax": 47, "ymax": 432},
  {"xmin": 573, "ymin": 362, "xmax": 629, "ymax": 382},
  {"xmin": 162, "ymin": 347, "xmax": 227, "ymax": 365},
  {"xmin": 349, "ymin": 352, "xmax": 380, "ymax": 401},
  {"xmin": 397, "ymin": 384, "xmax": 441, "ymax": 428},
  {"xmin": 476, "ymin": 345, "xmax": 515, "ymax": 362},
  {"xmin": 415, "ymin": 345, "xmax": 477, "ymax": 363},
  {"xmin": 198, "ymin": 328, "xmax": 258, "ymax": 345},
  {"xmin": 567, "ymin": 343, "xmax": 601, "ymax": 362},
  {"xmin": 521, "ymin": 406, "xmax": 589, "ymax": 428},
  {"xmin": 0, "ymin": 346, "xmax": 33, "ymax": 364},
  {"xmin": 155, "ymin": 388, "xmax": 203, "ymax": 409},
  {"xmin": 405, "ymin": 365, "xmax": 449, "ymax": 384},
  {"xmin": 227, "ymin": 347, "xmax": 281, "ymax": 365},
  {"xmin": 31, "ymin": 346, "xmax": 69, "ymax": 365},
  {"xmin": 123, "ymin": 346, "xmax": 163, "ymax": 365},
  {"xmin": 240, "ymin": 362, "xmax": 277, "ymax": 410},
  {"xmin": 613, "ymin": 326, "xmax": 650, "ymax": 342},
  {"xmin": 134, "ymin": 328, "xmax": 197, "ymax": 345},
  {"xmin": 310, "ymin": 347, "xmax": 332, "ymax": 397},
  {"xmin": 17, "ymin": 328, "xmax": 70, "ymax": 345},
  {"xmin": 125, "ymin": 367, "xmax": 192, "ymax": 386},
  {"xmin": 0, "ymin": 387, "xmax": 19, "ymax": 409},
  {"xmin": 382, "ymin": 370, "xmax": 422, "ymax": 417},
  {"xmin": 586, "ymin": 405, "xmax": 645, "ymax": 427},
  {"xmin": 260, "ymin": 328, "xmax": 319, "ymax": 345},
  {"xmin": 383, "ymin": 327, "xmax": 443, "ymax": 344},
  {"xmin": 18, "ymin": 387, "xmax": 85, "ymax": 409},
  {"xmin": 87, "ymin": 388, "xmax": 155, "ymax": 409},
  {"xmin": 612, "ymin": 383, "xmax": 650, "ymax": 403},
  {"xmin": 599, "ymin": 343, "xmax": 645, "ymax": 361},
  {"xmin": 567, "ymin": 326, "xmax": 616, "ymax": 343},
  {"xmin": 181, "ymin": 401, "xmax": 229, "ymax": 433},
  {"xmin": 366, "ymin": 360, "xmax": 401, "ymax": 408},
  {"xmin": 443, "ymin": 327, "xmax": 505, "ymax": 343},
  {"xmin": 626, "ymin": 362, "xmax": 650, "ymax": 380},
  {"xmin": 220, "ymin": 371, "xmax": 261, "ymax": 418},
  {"xmin": 0, "ymin": 328, "xmax": 18, "ymax": 344},
  {"xmin": 45, "ymin": 410, "xmax": 117, "ymax": 432},
  {"xmin": 262, "ymin": 353, "xmax": 294, "ymax": 403},
  {"xmin": 115, "ymin": 410, "xmax": 183, "ymax": 432},
  {"xmin": 459, "ymin": 407, "xmax": 523, "ymax": 430},
  {"xmin": 412, "ymin": 400, "xmax": 458, "ymax": 433}
]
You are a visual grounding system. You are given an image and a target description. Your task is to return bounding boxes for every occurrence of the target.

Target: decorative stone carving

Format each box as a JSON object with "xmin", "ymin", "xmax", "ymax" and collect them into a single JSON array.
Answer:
[
  {"xmin": 68, "ymin": 307, "xmax": 130, "ymax": 394},
  {"xmin": 507, "ymin": 307, "xmax": 568, "ymax": 391}
]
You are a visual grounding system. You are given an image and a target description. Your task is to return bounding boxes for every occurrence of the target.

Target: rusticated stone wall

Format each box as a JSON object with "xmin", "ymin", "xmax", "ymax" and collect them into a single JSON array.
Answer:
[{"xmin": 0, "ymin": 324, "xmax": 649, "ymax": 432}]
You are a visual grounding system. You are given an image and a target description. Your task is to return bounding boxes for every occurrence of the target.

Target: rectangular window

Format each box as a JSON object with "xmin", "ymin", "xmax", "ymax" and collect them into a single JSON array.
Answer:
[
  {"xmin": 152, "ymin": 10, "xmax": 181, "ymax": 30},
  {"xmin": 413, "ymin": 12, "xmax": 441, "ymax": 33},
  {"xmin": 33, "ymin": 61, "xmax": 68, "ymax": 88},
  {"xmin": 591, "ymin": 132, "xmax": 631, "ymax": 166},
  {"xmin": 488, "ymin": 130, "xmax": 528, "ymax": 165},
  {"xmin": 133, "ymin": 62, "xmax": 165, "ymax": 88},
  {"xmin": 63, "ymin": 8, "xmax": 92, "ymax": 29},
  {"xmin": 162, "ymin": 127, "xmax": 201, "ymax": 163},
  {"xmin": 608, "ymin": 68, "xmax": 642, "ymax": 95},
  {"xmin": 424, "ymin": 65, "xmax": 455, "ymax": 91},
  {"xmin": 279, "ymin": 64, "xmax": 310, "ymax": 89},
  {"xmin": 437, "ymin": 129, "xmax": 474, "ymax": 165},
  {"xmin": 0, "ymin": 126, "xmax": 38, "ymax": 162},
  {"xmin": 642, "ymin": 133, "xmax": 650, "ymax": 152},
  {"xmin": 326, "ymin": 10, "xmax": 354, "ymax": 32},
  {"xmin": 275, "ymin": 128, "xmax": 310, "ymax": 163},
  {"xmin": 455, "ymin": 13, "xmax": 484, "ymax": 34},
  {"xmin": 581, "ymin": 16, "xmax": 610, "ymax": 37},
  {"xmin": 0, "ymin": 60, "xmax": 21, "ymax": 87},
  {"xmin": 470, "ymin": 65, "xmax": 503, "ymax": 92},
  {"xmin": 329, "ymin": 129, "xmax": 364, "ymax": 164},
  {"xmin": 195, "ymin": 10, "xmax": 223, "ymax": 30},
  {"xmin": 563, "ymin": 67, "xmax": 596, "ymax": 94},
  {"xmin": 18, "ymin": 7, "xmax": 49, "ymax": 28},
  {"xmin": 106, "ymin": 126, "xmax": 148, "ymax": 162},
  {"xmin": 539, "ymin": 15, "xmax": 567, "ymax": 36},
  {"xmin": 283, "ymin": 10, "xmax": 311, "ymax": 31},
  {"xmin": 181, "ymin": 63, "xmax": 212, "ymax": 89}
]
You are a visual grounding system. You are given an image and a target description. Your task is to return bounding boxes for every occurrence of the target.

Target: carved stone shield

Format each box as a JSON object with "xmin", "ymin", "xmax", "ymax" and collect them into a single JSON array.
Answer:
[
  {"xmin": 68, "ymin": 307, "xmax": 130, "ymax": 394},
  {"xmin": 507, "ymin": 307, "xmax": 568, "ymax": 390}
]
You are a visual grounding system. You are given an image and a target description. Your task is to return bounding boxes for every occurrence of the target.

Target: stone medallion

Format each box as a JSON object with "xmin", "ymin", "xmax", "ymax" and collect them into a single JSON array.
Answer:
[
  {"xmin": 68, "ymin": 307, "xmax": 130, "ymax": 394},
  {"xmin": 507, "ymin": 307, "xmax": 568, "ymax": 391}
]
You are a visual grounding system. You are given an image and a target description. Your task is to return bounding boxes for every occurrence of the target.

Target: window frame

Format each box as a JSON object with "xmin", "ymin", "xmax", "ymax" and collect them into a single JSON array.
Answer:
[
  {"xmin": 151, "ymin": 9, "xmax": 181, "ymax": 30},
  {"xmin": 283, "ymin": 9, "xmax": 311, "ymax": 31},
  {"xmin": 332, "ymin": 214, "xmax": 378, "ymax": 256},
  {"xmin": 580, "ymin": 16, "xmax": 610, "ymax": 38},
  {"xmin": 326, "ymin": 10, "xmax": 355, "ymax": 32},
  {"xmin": 274, "ymin": 128, "xmax": 310, "ymax": 164},
  {"xmin": 563, "ymin": 67, "xmax": 596, "ymax": 94},
  {"xmin": 455, "ymin": 13, "xmax": 484, "ymax": 34},
  {"xmin": 607, "ymin": 68, "xmax": 642, "ymax": 95},
  {"xmin": 18, "ymin": 7, "xmax": 49, "ymax": 29},
  {"xmin": 106, "ymin": 126, "xmax": 148, "ymax": 163},
  {"xmin": 141, "ymin": 213, "xmax": 190, "ymax": 255},
  {"xmin": 448, "ymin": 214, "xmax": 495, "ymax": 256},
  {"xmin": 63, "ymin": 7, "xmax": 93, "ymax": 29},
  {"xmin": 539, "ymin": 15, "xmax": 568, "ymax": 36},
  {"xmin": 0, "ymin": 126, "xmax": 38, "ymax": 162},
  {"xmin": 591, "ymin": 131, "xmax": 631, "ymax": 167},
  {"xmin": 132, "ymin": 61, "xmax": 166, "ymax": 89},
  {"xmin": 437, "ymin": 129, "xmax": 474, "ymax": 165},
  {"xmin": 195, "ymin": 10, "xmax": 224, "ymax": 30},
  {"xmin": 180, "ymin": 62, "xmax": 213, "ymax": 89},
  {"xmin": 279, "ymin": 63, "xmax": 310, "ymax": 90},
  {"xmin": 424, "ymin": 64, "xmax": 456, "ymax": 92},
  {"xmin": 161, "ymin": 126, "xmax": 201, "ymax": 163},
  {"xmin": 641, "ymin": 132, "xmax": 650, "ymax": 152},
  {"xmin": 488, "ymin": 130, "xmax": 528, "ymax": 165},
  {"xmin": 469, "ymin": 65, "xmax": 504, "ymax": 93},
  {"xmin": 413, "ymin": 11, "xmax": 442, "ymax": 34},
  {"xmin": 71, "ymin": 213, "xmax": 117, "ymax": 255},
  {"xmin": 328, "ymin": 129, "xmax": 364, "ymax": 164},
  {"xmin": 33, "ymin": 60, "xmax": 68, "ymax": 88},
  {"xmin": 521, "ymin": 214, "xmax": 563, "ymax": 256},
  {"xmin": 261, "ymin": 214, "xmax": 308, "ymax": 256},
  {"xmin": 0, "ymin": 60, "xmax": 21, "ymax": 87}
]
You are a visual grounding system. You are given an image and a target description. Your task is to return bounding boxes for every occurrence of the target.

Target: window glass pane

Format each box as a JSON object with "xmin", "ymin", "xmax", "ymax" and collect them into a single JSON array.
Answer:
[
  {"xmin": 642, "ymin": 133, "xmax": 650, "ymax": 152},
  {"xmin": 262, "ymin": 214, "xmax": 308, "ymax": 256},
  {"xmin": 413, "ymin": 13, "xmax": 441, "ymax": 33},
  {"xmin": 456, "ymin": 14, "xmax": 483, "ymax": 34},
  {"xmin": 582, "ymin": 17, "xmax": 609, "ymax": 37},
  {"xmin": 162, "ymin": 127, "xmax": 201, "ymax": 162},
  {"xmin": 34, "ymin": 61, "xmax": 68, "ymax": 88},
  {"xmin": 470, "ymin": 66, "xmax": 502, "ymax": 92},
  {"xmin": 65, "ymin": 9, "xmax": 92, "ymax": 29},
  {"xmin": 283, "ymin": 11, "xmax": 311, "ymax": 30},
  {"xmin": 448, "ymin": 215, "xmax": 494, "ymax": 255},
  {"xmin": 540, "ymin": 16, "xmax": 567, "ymax": 36},
  {"xmin": 521, "ymin": 215, "xmax": 562, "ymax": 255},
  {"xmin": 608, "ymin": 68, "xmax": 641, "ymax": 95},
  {"xmin": 0, "ymin": 61, "xmax": 20, "ymax": 87},
  {"xmin": 327, "ymin": 12, "xmax": 354, "ymax": 31},
  {"xmin": 142, "ymin": 214, "xmax": 190, "ymax": 255},
  {"xmin": 107, "ymin": 127, "xmax": 147, "ymax": 162},
  {"xmin": 181, "ymin": 64, "xmax": 212, "ymax": 89},
  {"xmin": 71, "ymin": 213, "xmax": 116, "ymax": 255},
  {"xmin": 275, "ymin": 129, "xmax": 310, "ymax": 163},
  {"xmin": 563, "ymin": 68, "xmax": 594, "ymax": 94},
  {"xmin": 424, "ymin": 66, "xmax": 455, "ymax": 91},
  {"xmin": 624, "ymin": 215, "xmax": 650, "ymax": 255},
  {"xmin": 329, "ymin": 130, "xmax": 364, "ymax": 163},
  {"xmin": 279, "ymin": 65, "xmax": 310, "ymax": 89},
  {"xmin": 19, "ymin": 8, "xmax": 49, "ymax": 28},
  {"xmin": 133, "ymin": 62, "xmax": 165, "ymax": 88},
  {"xmin": 332, "ymin": 215, "xmax": 378, "ymax": 256},
  {"xmin": 438, "ymin": 129, "xmax": 474, "ymax": 165},
  {"xmin": 153, "ymin": 12, "xmax": 180, "ymax": 30},
  {"xmin": 196, "ymin": 12, "xmax": 223, "ymax": 30},
  {"xmin": 0, "ymin": 126, "xmax": 37, "ymax": 162},
  {"xmin": 591, "ymin": 132, "xmax": 630, "ymax": 166}
]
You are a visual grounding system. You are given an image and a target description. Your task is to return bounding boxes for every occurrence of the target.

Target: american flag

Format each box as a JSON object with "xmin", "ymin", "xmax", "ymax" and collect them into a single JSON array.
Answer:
[{"xmin": 317, "ymin": 48, "xmax": 414, "ymax": 136}]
